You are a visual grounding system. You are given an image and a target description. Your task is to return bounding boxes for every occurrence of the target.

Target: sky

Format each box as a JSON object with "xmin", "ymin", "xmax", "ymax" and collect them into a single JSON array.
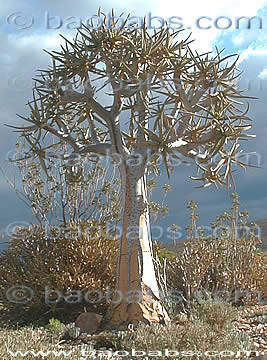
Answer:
[{"xmin": 1, "ymin": 0, "xmax": 267, "ymax": 249}]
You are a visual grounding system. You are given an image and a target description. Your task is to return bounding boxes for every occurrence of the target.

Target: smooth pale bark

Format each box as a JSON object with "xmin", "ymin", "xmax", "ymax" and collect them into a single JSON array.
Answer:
[
  {"xmin": 57, "ymin": 86, "xmax": 170, "ymax": 324},
  {"xmin": 105, "ymin": 160, "xmax": 170, "ymax": 325}
]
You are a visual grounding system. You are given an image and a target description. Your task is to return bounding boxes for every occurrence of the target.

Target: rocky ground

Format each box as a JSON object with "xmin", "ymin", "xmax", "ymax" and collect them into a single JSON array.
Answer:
[
  {"xmin": 56, "ymin": 305, "xmax": 267, "ymax": 359},
  {"xmin": 231, "ymin": 305, "xmax": 266, "ymax": 355}
]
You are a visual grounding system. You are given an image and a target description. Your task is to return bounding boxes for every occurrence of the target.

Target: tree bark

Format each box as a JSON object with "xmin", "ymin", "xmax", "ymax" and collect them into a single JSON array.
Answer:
[{"xmin": 105, "ymin": 160, "xmax": 170, "ymax": 325}]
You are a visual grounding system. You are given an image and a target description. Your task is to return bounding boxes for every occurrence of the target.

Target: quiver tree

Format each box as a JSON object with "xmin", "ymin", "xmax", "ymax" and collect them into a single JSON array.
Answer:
[{"xmin": 7, "ymin": 11, "xmax": 256, "ymax": 325}]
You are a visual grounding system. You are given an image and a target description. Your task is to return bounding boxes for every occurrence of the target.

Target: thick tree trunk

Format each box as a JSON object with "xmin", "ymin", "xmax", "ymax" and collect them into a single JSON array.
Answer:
[{"xmin": 105, "ymin": 161, "xmax": 170, "ymax": 325}]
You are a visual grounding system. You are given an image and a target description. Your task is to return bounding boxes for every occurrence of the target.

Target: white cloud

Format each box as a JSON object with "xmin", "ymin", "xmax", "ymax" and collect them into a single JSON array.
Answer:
[
  {"xmin": 258, "ymin": 68, "xmax": 267, "ymax": 79},
  {"xmin": 157, "ymin": 0, "xmax": 267, "ymax": 52},
  {"xmin": 8, "ymin": 32, "xmax": 65, "ymax": 51},
  {"xmin": 238, "ymin": 47, "xmax": 267, "ymax": 64},
  {"xmin": 231, "ymin": 30, "xmax": 264, "ymax": 47}
]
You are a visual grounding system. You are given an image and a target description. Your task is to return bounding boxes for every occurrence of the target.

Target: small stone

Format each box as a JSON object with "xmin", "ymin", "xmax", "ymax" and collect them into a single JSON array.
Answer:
[{"xmin": 75, "ymin": 312, "xmax": 103, "ymax": 334}]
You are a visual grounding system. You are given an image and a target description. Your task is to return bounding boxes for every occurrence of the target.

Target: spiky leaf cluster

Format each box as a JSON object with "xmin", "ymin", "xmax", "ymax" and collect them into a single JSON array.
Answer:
[{"xmin": 6, "ymin": 10, "xmax": 257, "ymax": 189}]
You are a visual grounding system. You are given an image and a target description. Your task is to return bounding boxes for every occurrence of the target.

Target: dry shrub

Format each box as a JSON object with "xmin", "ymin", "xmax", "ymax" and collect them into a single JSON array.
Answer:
[
  {"xmin": 118, "ymin": 305, "xmax": 252, "ymax": 360},
  {"xmin": 0, "ymin": 219, "xmax": 118, "ymax": 324},
  {"xmin": 0, "ymin": 314, "xmax": 253, "ymax": 360},
  {"xmin": 176, "ymin": 233, "xmax": 265, "ymax": 306},
  {"xmin": 154, "ymin": 196, "xmax": 266, "ymax": 315},
  {"xmin": 189, "ymin": 297, "xmax": 237, "ymax": 331},
  {"xmin": 161, "ymin": 234, "xmax": 265, "ymax": 313}
]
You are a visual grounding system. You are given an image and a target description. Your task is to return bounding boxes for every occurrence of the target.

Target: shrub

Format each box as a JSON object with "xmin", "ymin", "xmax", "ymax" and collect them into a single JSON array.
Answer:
[
  {"xmin": 189, "ymin": 296, "xmax": 237, "ymax": 331},
  {"xmin": 0, "ymin": 219, "xmax": 118, "ymax": 325},
  {"xmin": 117, "ymin": 302, "xmax": 252, "ymax": 359},
  {"xmin": 8, "ymin": 140, "xmax": 121, "ymax": 226},
  {"xmin": 45, "ymin": 318, "xmax": 64, "ymax": 330},
  {"xmin": 154, "ymin": 194, "xmax": 266, "ymax": 315}
]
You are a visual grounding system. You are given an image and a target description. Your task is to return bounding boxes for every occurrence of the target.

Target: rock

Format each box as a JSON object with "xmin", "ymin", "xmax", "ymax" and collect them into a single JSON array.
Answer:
[{"xmin": 75, "ymin": 312, "xmax": 103, "ymax": 334}]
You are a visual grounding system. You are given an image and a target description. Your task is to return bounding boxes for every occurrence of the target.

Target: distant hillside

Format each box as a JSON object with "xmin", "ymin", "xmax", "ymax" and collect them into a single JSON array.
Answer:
[
  {"xmin": 253, "ymin": 218, "xmax": 267, "ymax": 251},
  {"xmin": 164, "ymin": 218, "xmax": 267, "ymax": 253}
]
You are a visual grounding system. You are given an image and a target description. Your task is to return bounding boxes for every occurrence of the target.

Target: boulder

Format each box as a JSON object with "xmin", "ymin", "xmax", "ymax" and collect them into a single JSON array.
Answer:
[{"xmin": 75, "ymin": 312, "xmax": 103, "ymax": 334}]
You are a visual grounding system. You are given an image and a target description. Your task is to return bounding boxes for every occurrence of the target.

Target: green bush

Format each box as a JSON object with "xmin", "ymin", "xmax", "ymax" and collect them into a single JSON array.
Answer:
[{"xmin": 45, "ymin": 317, "xmax": 64, "ymax": 330}]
